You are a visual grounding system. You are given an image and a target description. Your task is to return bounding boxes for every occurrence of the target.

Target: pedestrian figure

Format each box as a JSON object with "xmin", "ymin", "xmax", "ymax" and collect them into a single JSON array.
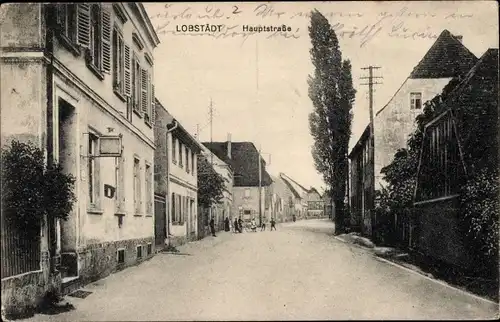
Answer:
[
  {"xmin": 209, "ymin": 217, "xmax": 216, "ymax": 237},
  {"xmin": 270, "ymin": 218, "xmax": 276, "ymax": 231},
  {"xmin": 261, "ymin": 220, "xmax": 266, "ymax": 231},
  {"xmin": 251, "ymin": 218, "xmax": 257, "ymax": 232},
  {"xmin": 233, "ymin": 218, "xmax": 238, "ymax": 233},
  {"xmin": 224, "ymin": 217, "xmax": 230, "ymax": 232},
  {"xmin": 238, "ymin": 217, "xmax": 243, "ymax": 233}
]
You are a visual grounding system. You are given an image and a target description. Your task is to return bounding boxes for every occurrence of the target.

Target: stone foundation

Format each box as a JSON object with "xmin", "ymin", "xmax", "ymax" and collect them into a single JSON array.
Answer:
[
  {"xmin": 77, "ymin": 237, "xmax": 155, "ymax": 286},
  {"xmin": 1, "ymin": 251, "xmax": 60, "ymax": 319}
]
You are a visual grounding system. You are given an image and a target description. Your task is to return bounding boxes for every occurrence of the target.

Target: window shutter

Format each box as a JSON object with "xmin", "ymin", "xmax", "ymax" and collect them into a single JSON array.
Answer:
[
  {"xmin": 141, "ymin": 69, "xmax": 148, "ymax": 114},
  {"xmin": 95, "ymin": 157, "xmax": 101, "ymax": 207},
  {"xmin": 101, "ymin": 5, "xmax": 112, "ymax": 74},
  {"xmin": 124, "ymin": 44, "xmax": 131, "ymax": 96},
  {"xmin": 148, "ymin": 72, "xmax": 152, "ymax": 117},
  {"xmin": 76, "ymin": 4, "xmax": 91, "ymax": 48},
  {"xmin": 120, "ymin": 156, "xmax": 126, "ymax": 210},
  {"xmin": 151, "ymin": 85, "xmax": 156, "ymax": 125}
]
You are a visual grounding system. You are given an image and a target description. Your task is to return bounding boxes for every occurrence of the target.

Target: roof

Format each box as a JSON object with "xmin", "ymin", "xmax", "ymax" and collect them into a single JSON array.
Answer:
[
  {"xmin": 202, "ymin": 142, "xmax": 272, "ymax": 187},
  {"xmin": 444, "ymin": 48, "xmax": 498, "ymax": 103},
  {"xmin": 348, "ymin": 124, "xmax": 371, "ymax": 159},
  {"xmin": 155, "ymin": 98, "xmax": 203, "ymax": 153},
  {"xmin": 279, "ymin": 173, "xmax": 309, "ymax": 199},
  {"xmin": 409, "ymin": 30, "xmax": 478, "ymax": 79}
]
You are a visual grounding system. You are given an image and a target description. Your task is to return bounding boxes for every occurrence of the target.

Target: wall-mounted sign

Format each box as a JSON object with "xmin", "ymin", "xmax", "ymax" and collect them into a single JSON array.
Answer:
[
  {"xmin": 104, "ymin": 184, "xmax": 116, "ymax": 199},
  {"xmin": 99, "ymin": 135, "xmax": 122, "ymax": 157}
]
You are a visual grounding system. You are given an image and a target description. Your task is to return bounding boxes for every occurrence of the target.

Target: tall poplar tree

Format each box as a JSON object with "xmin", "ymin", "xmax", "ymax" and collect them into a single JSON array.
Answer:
[{"xmin": 308, "ymin": 10, "xmax": 356, "ymax": 234}]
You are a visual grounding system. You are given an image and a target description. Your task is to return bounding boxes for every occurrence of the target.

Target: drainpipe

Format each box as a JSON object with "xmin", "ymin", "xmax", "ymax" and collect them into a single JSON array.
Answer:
[
  {"xmin": 165, "ymin": 120, "xmax": 178, "ymax": 244},
  {"xmin": 45, "ymin": 4, "xmax": 57, "ymax": 273}
]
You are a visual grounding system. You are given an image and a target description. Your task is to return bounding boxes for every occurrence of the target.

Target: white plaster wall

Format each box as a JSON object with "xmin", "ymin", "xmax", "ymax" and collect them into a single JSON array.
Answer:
[{"xmin": 374, "ymin": 77, "xmax": 452, "ymax": 189}]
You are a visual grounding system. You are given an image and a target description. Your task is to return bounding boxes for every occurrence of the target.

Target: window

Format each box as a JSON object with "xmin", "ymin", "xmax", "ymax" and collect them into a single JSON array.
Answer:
[
  {"xmin": 171, "ymin": 193, "xmax": 176, "ymax": 223},
  {"xmin": 178, "ymin": 194, "xmax": 183, "ymax": 223},
  {"xmin": 117, "ymin": 249, "xmax": 125, "ymax": 264},
  {"xmin": 244, "ymin": 189, "xmax": 250, "ymax": 198},
  {"xmin": 57, "ymin": 4, "xmax": 77, "ymax": 43},
  {"xmin": 133, "ymin": 157, "xmax": 141, "ymax": 214},
  {"xmin": 88, "ymin": 132, "xmax": 100, "ymax": 208},
  {"xmin": 179, "ymin": 142, "xmax": 183, "ymax": 168},
  {"xmin": 89, "ymin": 5, "xmax": 102, "ymax": 70},
  {"xmin": 145, "ymin": 163, "xmax": 152, "ymax": 215},
  {"xmin": 147, "ymin": 243, "xmax": 152, "ymax": 256},
  {"xmin": 132, "ymin": 54, "xmax": 142, "ymax": 115},
  {"xmin": 191, "ymin": 152, "xmax": 195, "ymax": 175},
  {"xmin": 136, "ymin": 245, "xmax": 142, "ymax": 259},
  {"xmin": 172, "ymin": 138, "xmax": 177, "ymax": 164},
  {"xmin": 186, "ymin": 146, "xmax": 189, "ymax": 173},
  {"xmin": 112, "ymin": 27, "xmax": 127, "ymax": 97},
  {"xmin": 410, "ymin": 92, "xmax": 422, "ymax": 110}
]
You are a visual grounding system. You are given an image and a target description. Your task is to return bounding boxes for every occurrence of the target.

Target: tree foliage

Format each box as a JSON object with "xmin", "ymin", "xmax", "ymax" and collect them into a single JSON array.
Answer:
[
  {"xmin": 1, "ymin": 140, "xmax": 76, "ymax": 234},
  {"xmin": 308, "ymin": 10, "xmax": 355, "ymax": 234},
  {"xmin": 197, "ymin": 154, "xmax": 225, "ymax": 208},
  {"xmin": 380, "ymin": 63, "xmax": 498, "ymax": 266}
]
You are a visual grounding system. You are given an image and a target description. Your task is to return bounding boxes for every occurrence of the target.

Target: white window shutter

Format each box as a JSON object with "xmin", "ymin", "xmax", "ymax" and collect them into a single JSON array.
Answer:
[
  {"xmin": 151, "ymin": 85, "xmax": 156, "ymax": 126},
  {"xmin": 124, "ymin": 44, "xmax": 131, "ymax": 96},
  {"xmin": 141, "ymin": 68, "xmax": 148, "ymax": 114},
  {"xmin": 76, "ymin": 4, "xmax": 91, "ymax": 48},
  {"xmin": 101, "ymin": 5, "xmax": 112, "ymax": 74}
]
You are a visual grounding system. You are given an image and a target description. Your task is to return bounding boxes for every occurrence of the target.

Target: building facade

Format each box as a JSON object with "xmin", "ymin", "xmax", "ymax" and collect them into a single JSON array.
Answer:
[
  {"xmin": 1, "ymin": 2, "xmax": 160, "ymax": 314},
  {"xmin": 200, "ymin": 140, "xmax": 234, "ymax": 235},
  {"xmin": 203, "ymin": 141, "xmax": 272, "ymax": 226},
  {"xmin": 279, "ymin": 173, "xmax": 309, "ymax": 220},
  {"xmin": 168, "ymin": 116, "xmax": 203, "ymax": 246},
  {"xmin": 306, "ymin": 188, "xmax": 324, "ymax": 218},
  {"xmin": 349, "ymin": 30, "xmax": 478, "ymax": 237}
]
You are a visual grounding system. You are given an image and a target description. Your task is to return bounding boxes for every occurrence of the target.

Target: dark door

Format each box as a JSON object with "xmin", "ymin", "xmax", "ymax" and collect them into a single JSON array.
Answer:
[{"xmin": 154, "ymin": 195, "xmax": 167, "ymax": 248}]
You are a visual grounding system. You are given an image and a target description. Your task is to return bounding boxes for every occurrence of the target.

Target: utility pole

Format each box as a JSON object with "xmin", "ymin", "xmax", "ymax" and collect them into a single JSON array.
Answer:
[
  {"xmin": 360, "ymin": 66, "xmax": 383, "ymax": 231},
  {"xmin": 209, "ymin": 98, "xmax": 213, "ymax": 166},
  {"xmin": 258, "ymin": 146, "xmax": 262, "ymax": 227}
]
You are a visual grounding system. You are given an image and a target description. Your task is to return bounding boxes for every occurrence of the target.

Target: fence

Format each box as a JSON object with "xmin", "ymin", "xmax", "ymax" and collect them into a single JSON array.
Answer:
[{"xmin": 1, "ymin": 219, "xmax": 41, "ymax": 278}]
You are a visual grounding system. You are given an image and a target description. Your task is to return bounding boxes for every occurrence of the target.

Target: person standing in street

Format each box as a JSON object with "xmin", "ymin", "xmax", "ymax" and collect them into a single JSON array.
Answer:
[
  {"xmin": 224, "ymin": 216, "xmax": 230, "ymax": 232},
  {"xmin": 238, "ymin": 217, "xmax": 243, "ymax": 233},
  {"xmin": 234, "ymin": 217, "xmax": 239, "ymax": 233},
  {"xmin": 209, "ymin": 217, "xmax": 216, "ymax": 237},
  {"xmin": 270, "ymin": 218, "xmax": 276, "ymax": 231},
  {"xmin": 261, "ymin": 219, "xmax": 266, "ymax": 231}
]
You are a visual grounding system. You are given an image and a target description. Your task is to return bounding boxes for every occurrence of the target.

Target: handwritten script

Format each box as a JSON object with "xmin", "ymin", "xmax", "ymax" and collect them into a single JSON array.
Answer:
[{"xmin": 150, "ymin": 4, "xmax": 474, "ymax": 47}]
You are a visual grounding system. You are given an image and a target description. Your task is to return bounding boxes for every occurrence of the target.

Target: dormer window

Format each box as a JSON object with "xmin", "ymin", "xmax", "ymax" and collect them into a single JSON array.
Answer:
[{"xmin": 410, "ymin": 92, "xmax": 422, "ymax": 110}]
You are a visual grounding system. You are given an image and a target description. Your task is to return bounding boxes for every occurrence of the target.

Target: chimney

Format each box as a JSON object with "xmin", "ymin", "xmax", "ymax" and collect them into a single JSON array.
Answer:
[
  {"xmin": 227, "ymin": 133, "xmax": 232, "ymax": 159},
  {"xmin": 454, "ymin": 35, "xmax": 463, "ymax": 43}
]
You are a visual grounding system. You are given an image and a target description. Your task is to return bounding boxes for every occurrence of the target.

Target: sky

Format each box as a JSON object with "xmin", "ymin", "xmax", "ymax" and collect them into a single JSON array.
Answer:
[{"xmin": 144, "ymin": 1, "xmax": 498, "ymax": 193}]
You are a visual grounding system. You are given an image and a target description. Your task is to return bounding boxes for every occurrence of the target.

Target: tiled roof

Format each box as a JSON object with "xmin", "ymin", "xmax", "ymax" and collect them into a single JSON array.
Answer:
[
  {"xmin": 279, "ymin": 173, "xmax": 309, "ymax": 199},
  {"xmin": 409, "ymin": 30, "xmax": 478, "ymax": 79},
  {"xmin": 202, "ymin": 142, "xmax": 272, "ymax": 187},
  {"xmin": 445, "ymin": 48, "xmax": 498, "ymax": 106}
]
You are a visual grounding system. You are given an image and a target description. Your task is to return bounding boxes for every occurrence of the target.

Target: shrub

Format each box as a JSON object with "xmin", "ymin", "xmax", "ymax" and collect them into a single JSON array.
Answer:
[
  {"xmin": 459, "ymin": 168, "xmax": 499, "ymax": 266},
  {"xmin": 1, "ymin": 140, "xmax": 76, "ymax": 232}
]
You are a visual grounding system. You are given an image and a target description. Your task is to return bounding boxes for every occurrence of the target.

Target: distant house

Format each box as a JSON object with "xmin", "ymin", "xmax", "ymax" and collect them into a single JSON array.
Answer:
[
  {"xmin": 349, "ymin": 30, "xmax": 478, "ymax": 237},
  {"xmin": 279, "ymin": 173, "xmax": 310, "ymax": 220},
  {"xmin": 306, "ymin": 188, "xmax": 324, "ymax": 218},
  {"xmin": 203, "ymin": 141, "xmax": 272, "ymax": 225},
  {"xmin": 200, "ymin": 138, "xmax": 234, "ymax": 236},
  {"xmin": 413, "ymin": 48, "xmax": 498, "ymax": 270},
  {"xmin": 157, "ymin": 103, "xmax": 204, "ymax": 247},
  {"xmin": 268, "ymin": 175, "xmax": 296, "ymax": 223}
]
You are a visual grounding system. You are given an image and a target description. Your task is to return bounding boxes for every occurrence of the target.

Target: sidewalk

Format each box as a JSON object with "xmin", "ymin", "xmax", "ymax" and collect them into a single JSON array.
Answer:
[{"xmin": 334, "ymin": 232, "xmax": 499, "ymax": 305}]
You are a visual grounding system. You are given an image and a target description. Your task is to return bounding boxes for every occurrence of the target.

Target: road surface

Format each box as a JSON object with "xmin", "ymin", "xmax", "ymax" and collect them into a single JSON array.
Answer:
[{"xmin": 24, "ymin": 219, "xmax": 498, "ymax": 321}]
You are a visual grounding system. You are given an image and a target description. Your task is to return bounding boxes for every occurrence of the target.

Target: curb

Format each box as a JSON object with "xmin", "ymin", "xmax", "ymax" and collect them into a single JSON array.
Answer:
[{"xmin": 335, "ymin": 236, "xmax": 498, "ymax": 306}]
